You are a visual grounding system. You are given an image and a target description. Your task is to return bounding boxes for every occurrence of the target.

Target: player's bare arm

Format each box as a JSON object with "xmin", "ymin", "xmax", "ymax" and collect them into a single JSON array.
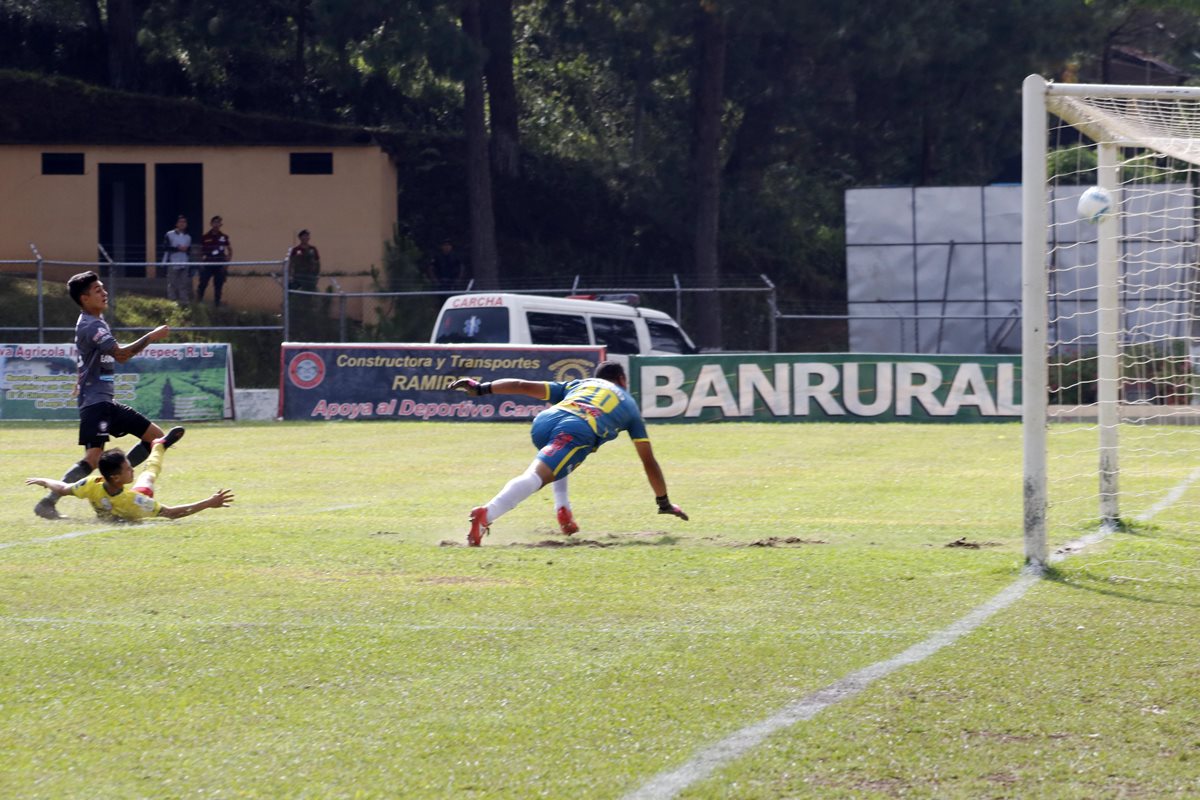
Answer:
[
  {"xmin": 25, "ymin": 477, "xmax": 73, "ymax": 496},
  {"xmin": 111, "ymin": 325, "xmax": 171, "ymax": 363},
  {"xmin": 451, "ymin": 377, "xmax": 547, "ymax": 398},
  {"xmin": 158, "ymin": 488, "xmax": 235, "ymax": 520},
  {"xmin": 633, "ymin": 440, "xmax": 688, "ymax": 520}
]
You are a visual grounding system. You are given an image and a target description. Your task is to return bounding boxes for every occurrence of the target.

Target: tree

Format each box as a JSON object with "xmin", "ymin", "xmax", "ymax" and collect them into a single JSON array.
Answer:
[
  {"xmin": 460, "ymin": 0, "xmax": 500, "ymax": 287},
  {"xmin": 691, "ymin": 1, "xmax": 726, "ymax": 349},
  {"xmin": 481, "ymin": 0, "xmax": 520, "ymax": 177}
]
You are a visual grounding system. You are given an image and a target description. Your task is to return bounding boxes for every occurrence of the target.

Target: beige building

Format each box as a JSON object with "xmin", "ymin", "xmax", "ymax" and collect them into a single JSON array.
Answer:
[{"xmin": 0, "ymin": 142, "xmax": 398, "ymax": 319}]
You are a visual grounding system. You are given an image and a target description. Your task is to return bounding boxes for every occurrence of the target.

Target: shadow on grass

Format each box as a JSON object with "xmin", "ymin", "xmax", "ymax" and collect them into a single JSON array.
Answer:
[{"xmin": 1041, "ymin": 565, "xmax": 1200, "ymax": 609}]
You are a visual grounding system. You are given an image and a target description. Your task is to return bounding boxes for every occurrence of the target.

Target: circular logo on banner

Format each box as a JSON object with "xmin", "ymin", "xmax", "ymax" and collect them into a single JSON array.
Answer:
[{"xmin": 288, "ymin": 351, "xmax": 326, "ymax": 389}]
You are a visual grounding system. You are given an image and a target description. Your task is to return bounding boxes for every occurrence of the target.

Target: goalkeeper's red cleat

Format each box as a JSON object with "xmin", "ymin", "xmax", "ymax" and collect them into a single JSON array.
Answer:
[
  {"xmin": 556, "ymin": 506, "xmax": 579, "ymax": 535},
  {"xmin": 467, "ymin": 506, "xmax": 490, "ymax": 547}
]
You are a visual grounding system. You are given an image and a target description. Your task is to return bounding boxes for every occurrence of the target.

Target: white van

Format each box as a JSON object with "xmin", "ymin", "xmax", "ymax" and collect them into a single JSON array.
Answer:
[{"xmin": 431, "ymin": 293, "xmax": 697, "ymax": 359}]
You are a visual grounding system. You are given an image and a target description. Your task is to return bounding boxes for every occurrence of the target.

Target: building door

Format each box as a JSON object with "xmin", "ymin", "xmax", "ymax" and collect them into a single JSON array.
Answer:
[
  {"xmin": 154, "ymin": 163, "xmax": 203, "ymax": 266},
  {"xmin": 98, "ymin": 164, "xmax": 147, "ymax": 274}
]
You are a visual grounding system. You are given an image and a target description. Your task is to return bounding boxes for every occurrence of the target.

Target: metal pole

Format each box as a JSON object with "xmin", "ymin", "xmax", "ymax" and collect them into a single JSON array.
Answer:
[
  {"xmin": 673, "ymin": 274, "xmax": 682, "ymax": 324},
  {"xmin": 1021, "ymin": 74, "xmax": 1050, "ymax": 567},
  {"xmin": 330, "ymin": 278, "xmax": 346, "ymax": 342},
  {"xmin": 281, "ymin": 255, "xmax": 291, "ymax": 342},
  {"xmin": 97, "ymin": 244, "xmax": 117, "ymax": 325},
  {"xmin": 1096, "ymin": 142, "xmax": 1121, "ymax": 529},
  {"xmin": 761, "ymin": 273, "xmax": 777, "ymax": 353},
  {"xmin": 30, "ymin": 244, "xmax": 44, "ymax": 343}
]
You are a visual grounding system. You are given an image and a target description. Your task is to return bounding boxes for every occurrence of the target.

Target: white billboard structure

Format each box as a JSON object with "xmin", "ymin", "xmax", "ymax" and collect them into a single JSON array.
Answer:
[{"xmin": 846, "ymin": 184, "xmax": 1196, "ymax": 356}]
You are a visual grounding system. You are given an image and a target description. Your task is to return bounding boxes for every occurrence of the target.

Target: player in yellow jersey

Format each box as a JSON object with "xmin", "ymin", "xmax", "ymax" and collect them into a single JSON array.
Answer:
[
  {"xmin": 26, "ymin": 427, "xmax": 234, "ymax": 522},
  {"xmin": 451, "ymin": 360, "xmax": 687, "ymax": 546}
]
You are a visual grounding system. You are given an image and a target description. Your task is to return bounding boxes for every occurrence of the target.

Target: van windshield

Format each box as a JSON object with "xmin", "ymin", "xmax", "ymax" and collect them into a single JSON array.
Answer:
[
  {"xmin": 435, "ymin": 308, "xmax": 510, "ymax": 344},
  {"xmin": 647, "ymin": 319, "xmax": 698, "ymax": 354}
]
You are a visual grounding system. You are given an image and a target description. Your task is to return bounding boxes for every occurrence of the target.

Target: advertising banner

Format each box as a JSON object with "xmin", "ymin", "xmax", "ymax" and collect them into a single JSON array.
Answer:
[
  {"xmin": 279, "ymin": 343, "xmax": 605, "ymax": 421},
  {"xmin": 630, "ymin": 353, "xmax": 1021, "ymax": 422},
  {"xmin": 0, "ymin": 343, "xmax": 234, "ymax": 421}
]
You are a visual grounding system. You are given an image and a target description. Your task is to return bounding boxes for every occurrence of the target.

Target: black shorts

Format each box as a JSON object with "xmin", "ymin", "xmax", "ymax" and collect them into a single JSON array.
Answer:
[{"xmin": 78, "ymin": 401, "xmax": 152, "ymax": 449}]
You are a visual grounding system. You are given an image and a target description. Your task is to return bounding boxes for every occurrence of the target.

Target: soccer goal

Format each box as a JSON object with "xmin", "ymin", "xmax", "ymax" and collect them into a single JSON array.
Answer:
[{"xmin": 1022, "ymin": 75, "xmax": 1200, "ymax": 565}]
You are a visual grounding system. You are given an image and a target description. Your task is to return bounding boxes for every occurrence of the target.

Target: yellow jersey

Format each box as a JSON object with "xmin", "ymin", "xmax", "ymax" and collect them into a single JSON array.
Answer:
[{"xmin": 70, "ymin": 476, "xmax": 161, "ymax": 521}]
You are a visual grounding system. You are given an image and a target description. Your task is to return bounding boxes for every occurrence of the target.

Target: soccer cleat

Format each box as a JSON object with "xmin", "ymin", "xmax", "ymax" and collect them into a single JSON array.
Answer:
[
  {"xmin": 467, "ymin": 506, "xmax": 490, "ymax": 547},
  {"xmin": 557, "ymin": 506, "xmax": 579, "ymax": 535},
  {"xmin": 155, "ymin": 426, "xmax": 186, "ymax": 449},
  {"xmin": 34, "ymin": 497, "xmax": 63, "ymax": 520}
]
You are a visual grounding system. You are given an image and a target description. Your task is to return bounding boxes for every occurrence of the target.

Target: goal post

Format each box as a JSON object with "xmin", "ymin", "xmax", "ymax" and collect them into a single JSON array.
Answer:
[{"xmin": 1022, "ymin": 75, "xmax": 1200, "ymax": 566}]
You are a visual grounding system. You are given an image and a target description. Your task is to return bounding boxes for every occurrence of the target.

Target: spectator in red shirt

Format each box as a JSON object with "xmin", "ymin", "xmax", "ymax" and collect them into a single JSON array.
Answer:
[{"xmin": 198, "ymin": 216, "xmax": 232, "ymax": 307}]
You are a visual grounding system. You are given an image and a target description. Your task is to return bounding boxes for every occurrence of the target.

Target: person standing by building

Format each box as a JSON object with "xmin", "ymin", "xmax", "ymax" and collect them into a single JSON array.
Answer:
[
  {"xmin": 426, "ymin": 238, "xmax": 466, "ymax": 291},
  {"xmin": 33, "ymin": 270, "xmax": 174, "ymax": 519},
  {"xmin": 163, "ymin": 215, "xmax": 192, "ymax": 304},
  {"xmin": 198, "ymin": 215, "xmax": 232, "ymax": 307},
  {"xmin": 287, "ymin": 229, "xmax": 321, "ymax": 291}
]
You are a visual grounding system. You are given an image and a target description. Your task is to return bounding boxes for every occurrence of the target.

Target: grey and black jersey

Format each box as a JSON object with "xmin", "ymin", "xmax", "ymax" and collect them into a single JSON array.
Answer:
[{"xmin": 75, "ymin": 312, "xmax": 117, "ymax": 408}]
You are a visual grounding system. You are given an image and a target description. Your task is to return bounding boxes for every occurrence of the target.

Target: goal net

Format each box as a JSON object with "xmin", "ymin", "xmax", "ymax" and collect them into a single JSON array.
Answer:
[{"xmin": 1022, "ymin": 76, "xmax": 1200, "ymax": 565}]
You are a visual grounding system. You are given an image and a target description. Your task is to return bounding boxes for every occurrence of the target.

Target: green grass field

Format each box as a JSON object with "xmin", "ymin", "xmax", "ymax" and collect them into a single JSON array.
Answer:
[{"xmin": 1, "ymin": 421, "xmax": 1197, "ymax": 799}]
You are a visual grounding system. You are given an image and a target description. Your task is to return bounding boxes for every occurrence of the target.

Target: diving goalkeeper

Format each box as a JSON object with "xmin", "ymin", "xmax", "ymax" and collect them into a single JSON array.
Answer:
[{"xmin": 450, "ymin": 359, "xmax": 687, "ymax": 546}]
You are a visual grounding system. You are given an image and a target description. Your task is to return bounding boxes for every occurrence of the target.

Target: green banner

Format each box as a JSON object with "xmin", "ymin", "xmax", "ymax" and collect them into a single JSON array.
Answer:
[
  {"xmin": 0, "ymin": 343, "xmax": 233, "ymax": 421},
  {"xmin": 629, "ymin": 354, "xmax": 1022, "ymax": 422}
]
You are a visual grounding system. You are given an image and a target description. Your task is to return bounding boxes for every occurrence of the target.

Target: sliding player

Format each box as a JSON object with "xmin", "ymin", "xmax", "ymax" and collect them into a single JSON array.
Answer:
[{"xmin": 26, "ymin": 428, "xmax": 234, "ymax": 522}]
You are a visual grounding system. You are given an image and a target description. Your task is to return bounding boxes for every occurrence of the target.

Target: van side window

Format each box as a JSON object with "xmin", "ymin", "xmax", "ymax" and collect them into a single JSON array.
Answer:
[
  {"xmin": 647, "ymin": 319, "xmax": 697, "ymax": 354},
  {"xmin": 592, "ymin": 317, "xmax": 640, "ymax": 355},
  {"xmin": 527, "ymin": 312, "xmax": 589, "ymax": 345},
  {"xmin": 435, "ymin": 308, "xmax": 510, "ymax": 343}
]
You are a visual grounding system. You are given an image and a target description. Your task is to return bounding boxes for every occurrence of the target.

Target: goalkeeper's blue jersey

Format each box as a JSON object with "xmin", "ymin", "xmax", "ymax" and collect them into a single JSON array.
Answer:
[{"xmin": 542, "ymin": 378, "xmax": 648, "ymax": 443}]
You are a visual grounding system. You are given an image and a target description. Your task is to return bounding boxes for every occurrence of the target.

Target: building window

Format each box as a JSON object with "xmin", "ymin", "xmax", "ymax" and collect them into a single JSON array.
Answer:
[
  {"xmin": 290, "ymin": 152, "xmax": 333, "ymax": 175},
  {"xmin": 42, "ymin": 153, "xmax": 84, "ymax": 175}
]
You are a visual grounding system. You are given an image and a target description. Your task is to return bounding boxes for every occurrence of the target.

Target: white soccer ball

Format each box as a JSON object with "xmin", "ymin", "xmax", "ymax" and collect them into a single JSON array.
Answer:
[{"xmin": 1077, "ymin": 186, "xmax": 1113, "ymax": 224}]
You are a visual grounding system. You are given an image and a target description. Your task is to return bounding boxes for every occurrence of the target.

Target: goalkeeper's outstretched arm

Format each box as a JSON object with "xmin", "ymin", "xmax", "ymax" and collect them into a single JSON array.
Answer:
[
  {"xmin": 451, "ymin": 377, "xmax": 547, "ymax": 398},
  {"xmin": 633, "ymin": 440, "xmax": 688, "ymax": 520}
]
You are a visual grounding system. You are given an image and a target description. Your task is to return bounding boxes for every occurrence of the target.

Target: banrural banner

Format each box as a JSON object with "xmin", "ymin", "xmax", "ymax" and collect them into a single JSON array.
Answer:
[
  {"xmin": 0, "ymin": 342, "xmax": 234, "ymax": 421},
  {"xmin": 279, "ymin": 343, "xmax": 605, "ymax": 421},
  {"xmin": 629, "ymin": 354, "xmax": 1021, "ymax": 422}
]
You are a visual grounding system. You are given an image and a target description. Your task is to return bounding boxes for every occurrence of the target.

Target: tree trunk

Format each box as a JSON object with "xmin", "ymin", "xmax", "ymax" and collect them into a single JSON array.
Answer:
[
  {"xmin": 462, "ymin": 0, "xmax": 501, "ymax": 288},
  {"xmin": 295, "ymin": 0, "xmax": 310, "ymax": 93},
  {"xmin": 692, "ymin": 3, "xmax": 727, "ymax": 350},
  {"xmin": 106, "ymin": 0, "xmax": 139, "ymax": 90},
  {"xmin": 481, "ymin": 0, "xmax": 520, "ymax": 178}
]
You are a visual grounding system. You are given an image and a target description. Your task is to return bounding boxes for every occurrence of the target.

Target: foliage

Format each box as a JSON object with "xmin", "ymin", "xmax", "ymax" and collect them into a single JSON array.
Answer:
[{"xmin": 2, "ymin": 1, "xmax": 1200, "ymax": 350}]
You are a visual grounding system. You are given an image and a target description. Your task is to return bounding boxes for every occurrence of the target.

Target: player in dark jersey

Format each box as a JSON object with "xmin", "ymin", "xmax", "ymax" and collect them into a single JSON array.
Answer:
[
  {"xmin": 451, "ymin": 360, "xmax": 688, "ymax": 546},
  {"xmin": 33, "ymin": 271, "xmax": 178, "ymax": 520}
]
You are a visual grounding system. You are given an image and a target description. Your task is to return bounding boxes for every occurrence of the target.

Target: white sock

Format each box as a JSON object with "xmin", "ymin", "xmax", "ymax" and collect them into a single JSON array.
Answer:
[
  {"xmin": 551, "ymin": 476, "xmax": 570, "ymax": 511},
  {"xmin": 486, "ymin": 467, "xmax": 544, "ymax": 523}
]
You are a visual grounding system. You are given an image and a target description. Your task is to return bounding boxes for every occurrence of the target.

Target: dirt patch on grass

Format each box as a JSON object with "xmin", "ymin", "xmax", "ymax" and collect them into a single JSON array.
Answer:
[
  {"xmin": 945, "ymin": 537, "xmax": 1004, "ymax": 549},
  {"xmin": 746, "ymin": 536, "xmax": 827, "ymax": 547}
]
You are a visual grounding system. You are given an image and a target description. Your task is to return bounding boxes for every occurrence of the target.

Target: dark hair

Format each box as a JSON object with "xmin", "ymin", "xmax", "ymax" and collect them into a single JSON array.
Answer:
[
  {"xmin": 298, "ymin": 229, "xmax": 310, "ymax": 237},
  {"xmin": 67, "ymin": 271, "xmax": 100, "ymax": 307},
  {"xmin": 98, "ymin": 448, "xmax": 129, "ymax": 481},
  {"xmin": 210, "ymin": 215, "xmax": 222, "ymax": 224},
  {"xmin": 595, "ymin": 360, "xmax": 626, "ymax": 384}
]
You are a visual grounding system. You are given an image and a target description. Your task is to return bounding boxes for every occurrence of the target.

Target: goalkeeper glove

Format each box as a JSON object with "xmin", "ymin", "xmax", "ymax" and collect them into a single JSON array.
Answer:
[
  {"xmin": 451, "ymin": 378, "xmax": 492, "ymax": 397},
  {"xmin": 656, "ymin": 494, "xmax": 688, "ymax": 521}
]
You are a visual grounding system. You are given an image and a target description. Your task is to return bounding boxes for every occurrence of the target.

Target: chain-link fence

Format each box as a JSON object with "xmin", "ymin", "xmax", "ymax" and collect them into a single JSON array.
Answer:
[{"xmin": 3, "ymin": 256, "xmax": 780, "ymax": 386}]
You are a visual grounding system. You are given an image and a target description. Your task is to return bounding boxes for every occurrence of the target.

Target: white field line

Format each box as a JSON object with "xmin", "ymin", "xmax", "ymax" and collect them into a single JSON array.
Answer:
[
  {"xmin": 0, "ymin": 526, "xmax": 123, "ymax": 550},
  {"xmin": 0, "ymin": 502, "xmax": 371, "ymax": 551},
  {"xmin": 623, "ymin": 471, "xmax": 1198, "ymax": 800}
]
